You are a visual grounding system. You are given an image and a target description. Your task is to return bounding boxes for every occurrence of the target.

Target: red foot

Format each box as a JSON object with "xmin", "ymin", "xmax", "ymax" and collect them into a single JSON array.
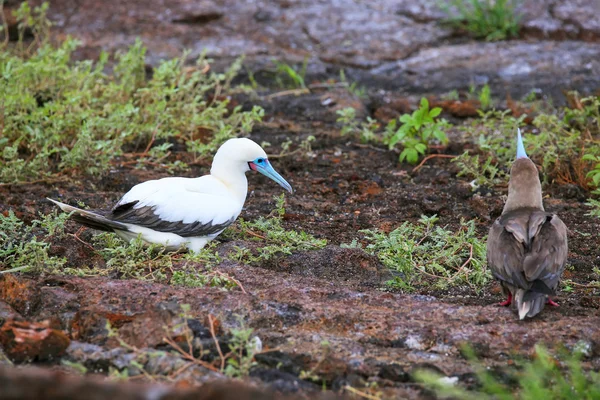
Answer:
[
  {"xmin": 546, "ymin": 298, "xmax": 559, "ymax": 307},
  {"xmin": 497, "ymin": 293, "xmax": 512, "ymax": 307}
]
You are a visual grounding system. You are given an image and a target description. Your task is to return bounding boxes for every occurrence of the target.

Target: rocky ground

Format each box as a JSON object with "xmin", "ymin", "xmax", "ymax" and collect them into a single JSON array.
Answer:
[{"xmin": 2, "ymin": 0, "xmax": 600, "ymax": 399}]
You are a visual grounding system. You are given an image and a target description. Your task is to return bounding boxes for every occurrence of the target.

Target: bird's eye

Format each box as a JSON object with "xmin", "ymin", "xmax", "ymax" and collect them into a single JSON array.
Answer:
[{"xmin": 256, "ymin": 158, "xmax": 265, "ymax": 164}]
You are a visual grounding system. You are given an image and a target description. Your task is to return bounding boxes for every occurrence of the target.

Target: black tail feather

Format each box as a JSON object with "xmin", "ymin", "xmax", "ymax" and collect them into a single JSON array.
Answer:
[
  {"xmin": 71, "ymin": 213, "xmax": 116, "ymax": 232},
  {"xmin": 47, "ymin": 198, "xmax": 129, "ymax": 232}
]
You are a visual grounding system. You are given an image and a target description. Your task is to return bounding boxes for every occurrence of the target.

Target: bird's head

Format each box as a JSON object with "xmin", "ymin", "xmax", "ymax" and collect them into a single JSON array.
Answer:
[
  {"xmin": 504, "ymin": 129, "xmax": 543, "ymax": 212},
  {"xmin": 211, "ymin": 138, "xmax": 293, "ymax": 193}
]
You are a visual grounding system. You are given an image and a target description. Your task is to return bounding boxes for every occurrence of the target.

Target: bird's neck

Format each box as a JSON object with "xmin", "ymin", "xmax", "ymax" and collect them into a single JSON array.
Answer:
[
  {"xmin": 210, "ymin": 165, "xmax": 248, "ymax": 206},
  {"xmin": 503, "ymin": 181, "xmax": 544, "ymax": 213}
]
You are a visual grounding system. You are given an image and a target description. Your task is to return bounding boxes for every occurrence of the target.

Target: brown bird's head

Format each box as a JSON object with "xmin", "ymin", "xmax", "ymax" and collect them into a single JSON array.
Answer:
[{"xmin": 503, "ymin": 129, "xmax": 544, "ymax": 213}]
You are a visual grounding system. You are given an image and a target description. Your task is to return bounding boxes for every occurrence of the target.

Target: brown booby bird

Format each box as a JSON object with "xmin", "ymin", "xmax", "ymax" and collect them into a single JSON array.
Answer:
[{"xmin": 486, "ymin": 129, "xmax": 568, "ymax": 320}]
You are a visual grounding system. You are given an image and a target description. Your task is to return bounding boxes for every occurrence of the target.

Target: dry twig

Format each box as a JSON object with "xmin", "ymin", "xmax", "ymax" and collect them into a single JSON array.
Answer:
[
  {"xmin": 208, "ymin": 315, "xmax": 225, "ymax": 371},
  {"xmin": 412, "ymin": 154, "xmax": 456, "ymax": 173}
]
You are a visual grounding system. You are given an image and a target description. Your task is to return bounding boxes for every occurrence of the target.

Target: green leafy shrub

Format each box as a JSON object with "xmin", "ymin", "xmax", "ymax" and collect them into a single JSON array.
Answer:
[
  {"xmin": 353, "ymin": 215, "xmax": 489, "ymax": 291},
  {"xmin": 228, "ymin": 194, "xmax": 327, "ymax": 262},
  {"xmin": 1, "ymin": 2, "xmax": 263, "ymax": 183},
  {"xmin": 88, "ymin": 233, "xmax": 242, "ymax": 289},
  {"xmin": 385, "ymin": 98, "xmax": 450, "ymax": 164},
  {"xmin": 461, "ymin": 104, "xmax": 599, "ymax": 189},
  {"xmin": 441, "ymin": 0, "xmax": 522, "ymax": 41},
  {"xmin": 453, "ymin": 151, "xmax": 507, "ymax": 189},
  {"xmin": 0, "ymin": 211, "xmax": 67, "ymax": 274},
  {"xmin": 335, "ymin": 107, "xmax": 379, "ymax": 143},
  {"xmin": 564, "ymin": 95, "xmax": 600, "ymax": 137},
  {"xmin": 583, "ymin": 154, "xmax": 600, "ymax": 193},
  {"xmin": 417, "ymin": 344, "xmax": 600, "ymax": 399},
  {"xmin": 224, "ymin": 317, "xmax": 259, "ymax": 378},
  {"xmin": 0, "ymin": 209, "xmax": 238, "ymax": 289}
]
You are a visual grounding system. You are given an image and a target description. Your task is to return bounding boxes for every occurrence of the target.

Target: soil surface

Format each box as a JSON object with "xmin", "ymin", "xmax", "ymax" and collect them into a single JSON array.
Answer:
[{"xmin": 2, "ymin": 1, "xmax": 600, "ymax": 399}]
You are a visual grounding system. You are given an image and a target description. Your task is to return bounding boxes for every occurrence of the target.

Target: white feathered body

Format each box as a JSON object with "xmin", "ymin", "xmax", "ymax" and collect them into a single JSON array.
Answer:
[
  {"xmin": 114, "ymin": 175, "xmax": 246, "ymax": 251},
  {"xmin": 50, "ymin": 175, "xmax": 247, "ymax": 252},
  {"xmin": 49, "ymin": 137, "xmax": 292, "ymax": 253}
]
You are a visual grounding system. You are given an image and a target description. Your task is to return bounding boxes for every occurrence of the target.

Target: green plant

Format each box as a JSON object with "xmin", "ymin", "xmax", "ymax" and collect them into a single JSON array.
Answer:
[
  {"xmin": 227, "ymin": 194, "xmax": 327, "ymax": 263},
  {"xmin": 0, "ymin": 207, "xmax": 241, "ymax": 289},
  {"xmin": 460, "ymin": 108, "xmax": 597, "ymax": 189},
  {"xmin": 467, "ymin": 83, "xmax": 493, "ymax": 110},
  {"xmin": 384, "ymin": 98, "xmax": 449, "ymax": 164},
  {"xmin": 460, "ymin": 109, "xmax": 523, "ymax": 165},
  {"xmin": 561, "ymin": 279, "xmax": 575, "ymax": 293},
  {"xmin": 273, "ymin": 58, "xmax": 308, "ymax": 89},
  {"xmin": 11, "ymin": 1, "xmax": 53, "ymax": 52},
  {"xmin": 564, "ymin": 95, "xmax": 600, "ymax": 137},
  {"xmin": 442, "ymin": 90, "xmax": 460, "ymax": 101},
  {"xmin": 270, "ymin": 135, "xmax": 316, "ymax": 159},
  {"xmin": 336, "ymin": 107, "xmax": 379, "ymax": 143},
  {"xmin": 61, "ymin": 360, "xmax": 88, "ymax": 375},
  {"xmin": 224, "ymin": 316, "xmax": 259, "ymax": 378},
  {"xmin": 339, "ymin": 69, "xmax": 367, "ymax": 99},
  {"xmin": 0, "ymin": 210, "xmax": 67, "ymax": 274},
  {"xmin": 91, "ymin": 233, "xmax": 240, "ymax": 289},
  {"xmin": 356, "ymin": 215, "xmax": 489, "ymax": 291},
  {"xmin": 583, "ymin": 154, "xmax": 600, "ymax": 194},
  {"xmin": 416, "ymin": 344, "xmax": 600, "ymax": 399},
  {"xmin": 478, "ymin": 84, "xmax": 492, "ymax": 110},
  {"xmin": 585, "ymin": 199, "xmax": 600, "ymax": 220},
  {"xmin": 453, "ymin": 151, "xmax": 507, "ymax": 189},
  {"xmin": 1, "ymin": 2, "xmax": 264, "ymax": 183},
  {"xmin": 440, "ymin": 0, "xmax": 522, "ymax": 41}
]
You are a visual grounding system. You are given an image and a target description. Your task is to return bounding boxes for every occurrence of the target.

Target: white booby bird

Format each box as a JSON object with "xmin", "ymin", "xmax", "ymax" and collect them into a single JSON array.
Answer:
[
  {"xmin": 486, "ymin": 129, "xmax": 568, "ymax": 320},
  {"xmin": 48, "ymin": 138, "xmax": 293, "ymax": 252}
]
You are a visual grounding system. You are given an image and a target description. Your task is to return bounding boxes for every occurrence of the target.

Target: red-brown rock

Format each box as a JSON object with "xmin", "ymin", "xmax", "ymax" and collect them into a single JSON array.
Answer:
[{"xmin": 0, "ymin": 319, "xmax": 70, "ymax": 363}]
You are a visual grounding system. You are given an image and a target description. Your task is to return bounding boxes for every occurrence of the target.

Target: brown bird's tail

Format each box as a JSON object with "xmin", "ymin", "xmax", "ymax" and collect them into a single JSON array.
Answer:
[
  {"xmin": 47, "ymin": 198, "xmax": 128, "ymax": 232},
  {"xmin": 515, "ymin": 288, "xmax": 546, "ymax": 320}
]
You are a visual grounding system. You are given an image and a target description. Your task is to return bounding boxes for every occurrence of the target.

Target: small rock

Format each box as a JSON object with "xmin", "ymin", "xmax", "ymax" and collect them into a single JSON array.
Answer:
[
  {"xmin": 378, "ymin": 363, "xmax": 410, "ymax": 382},
  {"xmin": 573, "ymin": 340, "xmax": 593, "ymax": 358},
  {"xmin": 254, "ymin": 9, "xmax": 272, "ymax": 22},
  {"xmin": 0, "ymin": 319, "xmax": 70, "ymax": 363},
  {"xmin": 250, "ymin": 367, "xmax": 319, "ymax": 393},
  {"xmin": 438, "ymin": 376, "xmax": 458, "ymax": 386},
  {"xmin": 254, "ymin": 351, "xmax": 307, "ymax": 375},
  {"xmin": 405, "ymin": 334, "xmax": 425, "ymax": 350},
  {"xmin": 0, "ymin": 275, "xmax": 40, "ymax": 316},
  {"xmin": 112, "ymin": 304, "xmax": 192, "ymax": 349}
]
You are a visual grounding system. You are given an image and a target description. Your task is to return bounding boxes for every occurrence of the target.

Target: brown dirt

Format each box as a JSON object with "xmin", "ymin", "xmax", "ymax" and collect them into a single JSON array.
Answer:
[
  {"xmin": 2, "ymin": 1, "xmax": 600, "ymax": 399},
  {"xmin": 2, "ymin": 91, "xmax": 600, "ymax": 398}
]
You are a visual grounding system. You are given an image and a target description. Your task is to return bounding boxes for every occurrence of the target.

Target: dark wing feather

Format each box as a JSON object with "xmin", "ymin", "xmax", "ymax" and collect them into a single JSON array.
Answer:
[
  {"xmin": 105, "ymin": 200, "xmax": 235, "ymax": 238},
  {"xmin": 487, "ymin": 215, "xmax": 527, "ymax": 289},
  {"xmin": 487, "ymin": 209, "xmax": 567, "ymax": 293},
  {"xmin": 522, "ymin": 213, "xmax": 568, "ymax": 291}
]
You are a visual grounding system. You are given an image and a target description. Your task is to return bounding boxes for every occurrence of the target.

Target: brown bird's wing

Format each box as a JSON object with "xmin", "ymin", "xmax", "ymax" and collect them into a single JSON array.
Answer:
[
  {"xmin": 522, "ymin": 212, "xmax": 568, "ymax": 293},
  {"xmin": 487, "ymin": 209, "xmax": 568, "ymax": 294},
  {"xmin": 487, "ymin": 212, "xmax": 528, "ymax": 290}
]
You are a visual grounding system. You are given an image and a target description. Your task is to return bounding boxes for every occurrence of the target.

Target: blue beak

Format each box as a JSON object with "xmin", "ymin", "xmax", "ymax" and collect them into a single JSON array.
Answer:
[
  {"xmin": 254, "ymin": 161, "xmax": 293, "ymax": 193},
  {"xmin": 516, "ymin": 128, "xmax": 528, "ymax": 159}
]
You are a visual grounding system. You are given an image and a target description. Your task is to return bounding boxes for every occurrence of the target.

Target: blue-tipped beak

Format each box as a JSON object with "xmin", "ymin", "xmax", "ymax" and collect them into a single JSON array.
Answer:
[
  {"xmin": 516, "ymin": 128, "xmax": 528, "ymax": 159},
  {"xmin": 253, "ymin": 160, "xmax": 293, "ymax": 193}
]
